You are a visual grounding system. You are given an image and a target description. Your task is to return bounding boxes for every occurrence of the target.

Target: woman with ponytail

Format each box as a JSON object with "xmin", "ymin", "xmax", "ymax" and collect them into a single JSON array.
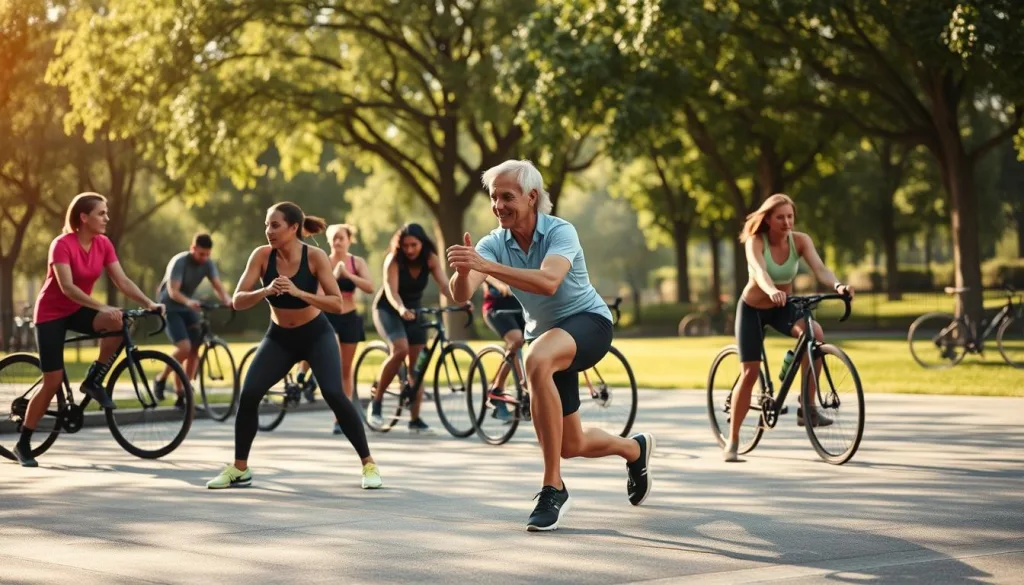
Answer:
[
  {"xmin": 206, "ymin": 201, "xmax": 382, "ymax": 490},
  {"xmin": 724, "ymin": 193, "xmax": 854, "ymax": 463}
]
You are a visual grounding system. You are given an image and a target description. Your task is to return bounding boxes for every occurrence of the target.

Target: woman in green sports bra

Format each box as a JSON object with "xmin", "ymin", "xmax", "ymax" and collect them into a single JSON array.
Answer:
[{"xmin": 724, "ymin": 193, "xmax": 855, "ymax": 462}]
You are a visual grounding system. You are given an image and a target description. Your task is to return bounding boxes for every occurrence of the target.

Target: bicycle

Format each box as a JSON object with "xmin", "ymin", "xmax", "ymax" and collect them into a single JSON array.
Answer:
[
  {"xmin": 907, "ymin": 285, "xmax": 1023, "ymax": 369},
  {"xmin": 190, "ymin": 301, "xmax": 240, "ymax": 421},
  {"xmin": 0, "ymin": 308, "xmax": 194, "ymax": 461},
  {"xmin": 353, "ymin": 305, "xmax": 476, "ymax": 437},
  {"xmin": 706, "ymin": 293, "xmax": 864, "ymax": 465},
  {"xmin": 466, "ymin": 298, "xmax": 638, "ymax": 446}
]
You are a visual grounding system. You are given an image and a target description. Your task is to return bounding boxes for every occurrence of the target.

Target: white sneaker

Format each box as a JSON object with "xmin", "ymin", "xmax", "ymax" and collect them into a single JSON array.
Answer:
[
  {"xmin": 366, "ymin": 401, "xmax": 384, "ymax": 428},
  {"xmin": 723, "ymin": 440, "xmax": 739, "ymax": 462}
]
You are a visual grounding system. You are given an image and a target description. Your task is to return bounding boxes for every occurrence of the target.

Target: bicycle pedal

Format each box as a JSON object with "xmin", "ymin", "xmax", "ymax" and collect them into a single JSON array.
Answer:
[{"xmin": 779, "ymin": 406, "xmax": 789, "ymax": 415}]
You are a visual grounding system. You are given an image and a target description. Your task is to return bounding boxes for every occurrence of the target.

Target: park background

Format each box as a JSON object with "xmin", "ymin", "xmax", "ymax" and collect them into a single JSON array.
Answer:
[{"xmin": 2, "ymin": 1, "xmax": 1023, "ymax": 396}]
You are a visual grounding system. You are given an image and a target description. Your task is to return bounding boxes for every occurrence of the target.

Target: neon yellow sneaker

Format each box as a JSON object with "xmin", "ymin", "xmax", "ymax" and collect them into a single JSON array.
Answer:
[
  {"xmin": 206, "ymin": 464, "xmax": 252, "ymax": 489},
  {"xmin": 361, "ymin": 463, "xmax": 383, "ymax": 489}
]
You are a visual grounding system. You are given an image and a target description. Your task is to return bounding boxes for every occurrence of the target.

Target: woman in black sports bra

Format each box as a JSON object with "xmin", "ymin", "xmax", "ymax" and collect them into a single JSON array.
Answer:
[
  {"xmin": 205, "ymin": 202, "xmax": 382, "ymax": 490},
  {"xmin": 367, "ymin": 222, "xmax": 468, "ymax": 434}
]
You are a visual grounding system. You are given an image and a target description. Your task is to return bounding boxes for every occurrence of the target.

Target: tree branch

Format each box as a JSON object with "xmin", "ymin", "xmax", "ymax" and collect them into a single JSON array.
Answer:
[{"xmin": 968, "ymin": 108, "xmax": 1023, "ymax": 164}]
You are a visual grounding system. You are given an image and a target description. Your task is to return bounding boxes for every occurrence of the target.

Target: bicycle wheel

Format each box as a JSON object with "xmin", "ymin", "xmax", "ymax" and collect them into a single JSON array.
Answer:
[
  {"xmin": 105, "ymin": 350, "xmax": 193, "ymax": 459},
  {"xmin": 996, "ymin": 315, "xmax": 1024, "ymax": 368},
  {"xmin": 467, "ymin": 344, "xmax": 522, "ymax": 445},
  {"xmin": 353, "ymin": 341, "xmax": 402, "ymax": 432},
  {"xmin": 802, "ymin": 343, "xmax": 865, "ymax": 465},
  {"xmin": 908, "ymin": 312, "xmax": 968, "ymax": 369},
  {"xmin": 706, "ymin": 345, "xmax": 765, "ymax": 454},
  {"xmin": 433, "ymin": 342, "xmax": 477, "ymax": 438},
  {"xmin": 0, "ymin": 353, "xmax": 65, "ymax": 460},
  {"xmin": 577, "ymin": 345, "xmax": 637, "ymax": 438},
  {"xmin": 198, "ymin": 339, "xmax": 238, "ymax": 422}
]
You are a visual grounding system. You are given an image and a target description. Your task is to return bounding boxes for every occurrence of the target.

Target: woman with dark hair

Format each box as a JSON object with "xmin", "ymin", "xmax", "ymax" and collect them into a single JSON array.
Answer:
[
  {"xmin": 367, "ymin": 222, "xmax": 467, "ymax": 434},
  {"xmin": 206, "ymin": 201, "xmax": 382, "ymax": 489},
  {"xmin": 12, "ymin": 192, "xmax": 164, "ymax": 467}
]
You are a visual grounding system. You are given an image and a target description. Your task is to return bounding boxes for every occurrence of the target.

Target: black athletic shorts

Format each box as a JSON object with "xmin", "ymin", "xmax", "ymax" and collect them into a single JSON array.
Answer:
[
  {"xmin": 35, "ymin": 307, "xmax": 101, "ymax": 372},
  {"xmin": 532, "ymin": 312, "xmax": 613, "ymax": 417},
  {"xmin": 327, "ymin": 311, "xmax": 367, "ymax": 344},
  {"xmin": 735, "ymin": 300, "xmax": 798, "ymax": 362}
]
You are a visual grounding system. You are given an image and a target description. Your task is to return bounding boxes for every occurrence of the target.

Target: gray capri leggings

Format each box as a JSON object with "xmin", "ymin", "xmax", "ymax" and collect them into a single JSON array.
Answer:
[{"xmin": 235, "ymin": 313, "xmax": 370, "ymax": 461}]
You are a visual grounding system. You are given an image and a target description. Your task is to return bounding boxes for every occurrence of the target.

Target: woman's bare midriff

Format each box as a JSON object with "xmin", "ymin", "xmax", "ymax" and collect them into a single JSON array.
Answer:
[
  {"xmin": 741, "ymin": 279, "xmax": 794, "ymax": 310},
  {"xmin": 270, "ymin": 305, "xmax": 322, "ymax": 328},
  {"xmin": 340, "ymin": 296, "xmax": 358, "ymax": 315}
]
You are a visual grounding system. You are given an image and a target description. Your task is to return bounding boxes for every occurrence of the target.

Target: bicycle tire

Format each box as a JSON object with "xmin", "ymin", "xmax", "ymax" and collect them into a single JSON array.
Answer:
[
  {"xmin": 433, "ymin": 341, "xmax": 477, "ymax": 438},
  {"xmin": 705, "ymin": 345, "xmax": 765, "ymax": 454},
  {"xmin": 802, "ymin": 343, "xmax": 865, "ymax": 465},
  {"xmin": 577, "ymin": 345, "xmax": 638, "ymax": 438},
  {"xmin": 996, "ymin": 315, "xmax": 1024, "ymax": 368},
  {"xmin": 105, "ymin": 349, "xmax": 193, "ymax": 459},
  {"xmin": 0, "ymin": 353, "xmax": 65, "ymax": 460},
  {"xmin": 353, "ymin": 341, "xmax": 402, "ymax": 432},
  {"xmin": 908, "ymin": 312, "xmax": 968, "ymax": 369},
  {"xmin": 467, "ymin": 344, "xmax": 522, "ymax": 446},
  {"xmin": 199, "ymin": 339, "xmax": 238, "ymax": 422}
]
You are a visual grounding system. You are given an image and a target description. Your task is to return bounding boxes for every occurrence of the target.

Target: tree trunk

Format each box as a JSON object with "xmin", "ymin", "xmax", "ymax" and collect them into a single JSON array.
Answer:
[
  {"xmin": 630, "ymin": 282, "xmax": 641, "ymax": 325},
  {"xmin": 732, "ymin": 227, "xmax": 746, "ymax": 304},
  {"xmin": 1015, "ymin": 207, "xmax": 1024, "ymax": 258},
  {"xmin": 880, "ymin": 196, "xmax": 901, "ymax": 300},
  {"xmin": 672, "ymin": 219, "xmax": 691, "ymax": 304},
  {"xmin": 943, "ymin": 156, "xmax": 983, "ymax": 321},
  {"xmin": 434, "ymin": 197, "xmax": 471, "ymax": 338},
  {"xmin": 0, "ymin": 261, "xmax": 15, "ymax": 352},
  {"xmin": 709, "ymin": 229, "xmax": 723, "ymax": 314}
]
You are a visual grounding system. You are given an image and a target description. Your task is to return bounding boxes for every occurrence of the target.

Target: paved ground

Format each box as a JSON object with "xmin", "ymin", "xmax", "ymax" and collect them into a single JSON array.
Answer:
[{"xmin": 1, "ymin": 390, "xmax": 1022, "ymax": 584}]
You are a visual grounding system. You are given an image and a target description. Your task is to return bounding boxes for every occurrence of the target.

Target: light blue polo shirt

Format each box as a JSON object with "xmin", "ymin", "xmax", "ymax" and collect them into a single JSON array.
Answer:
[{"xmin": 475, "ymin": 213, "xmax": 612, "ymax": 340}]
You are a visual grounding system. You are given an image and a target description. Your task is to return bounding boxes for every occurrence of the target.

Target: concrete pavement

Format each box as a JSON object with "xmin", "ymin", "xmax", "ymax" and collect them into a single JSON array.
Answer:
[{"xmin": 1, "ymin": 390, "xmax": 1022, "ymax": 584}]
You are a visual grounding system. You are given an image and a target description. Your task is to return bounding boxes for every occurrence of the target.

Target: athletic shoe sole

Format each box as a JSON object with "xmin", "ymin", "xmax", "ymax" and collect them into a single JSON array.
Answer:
[
  {"xmin": 630, "ymin": 433, "xmax": 655, "ymax": 506},
  {"xmin": 527, "ymin": 497, "xmax": 573, "ymax": 532}
]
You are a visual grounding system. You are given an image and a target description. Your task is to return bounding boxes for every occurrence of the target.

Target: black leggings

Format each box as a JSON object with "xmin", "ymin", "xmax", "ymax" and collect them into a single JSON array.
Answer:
[{"xmin": 235, "ymin": 314, "xmax": 370, "ymax": 461}]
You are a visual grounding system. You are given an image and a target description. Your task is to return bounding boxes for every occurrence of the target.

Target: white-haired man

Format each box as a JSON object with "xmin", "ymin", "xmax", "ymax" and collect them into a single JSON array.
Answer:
[{"xmin": 447, "ymin": 159, "xmax": 655, "ymax": 532}]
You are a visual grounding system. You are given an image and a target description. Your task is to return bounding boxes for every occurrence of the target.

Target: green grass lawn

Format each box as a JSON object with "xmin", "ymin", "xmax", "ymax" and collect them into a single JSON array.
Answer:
[{"xmin": 9, "ymin": 333, "xmax": 1020, "ymax": 398}]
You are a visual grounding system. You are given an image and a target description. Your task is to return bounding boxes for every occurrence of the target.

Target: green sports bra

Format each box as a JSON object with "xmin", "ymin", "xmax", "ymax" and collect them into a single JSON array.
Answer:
[{"xmin": 749, "ymin": 232, "xmax": 799, "ymax": 285}]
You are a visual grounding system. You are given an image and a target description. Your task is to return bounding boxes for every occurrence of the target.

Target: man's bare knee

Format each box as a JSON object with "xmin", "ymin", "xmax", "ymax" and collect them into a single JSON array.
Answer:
[{"xmin": 525, "ymin": 352, "xmax": 554, "ymax": 382}]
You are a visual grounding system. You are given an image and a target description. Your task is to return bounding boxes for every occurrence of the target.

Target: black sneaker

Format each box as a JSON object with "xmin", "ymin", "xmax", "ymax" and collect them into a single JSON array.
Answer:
[
  {"xmin": 13, "ymin": 442, "xmax": 38, "ymax": 468},
  {"xmin": 153, "ymin": 378, "xmax": 167, "ymax": 402},
  {"xmin": 407, "ymin": 418, "xmax": 435, "ymax": 435},
  {"xmin": 81, "ymin": 363, "xmax": 116, "ymax": 410},
  {"xmin": 626, "ymin": 432, "xmax": 654, "ymax": 506},
  {"xmin": 174, "ymin": 394, "xmax": 186, "ymax": 410},
  {"xmin": 527, "ymin": 484, "xmax": 571, "ymax": 532}
]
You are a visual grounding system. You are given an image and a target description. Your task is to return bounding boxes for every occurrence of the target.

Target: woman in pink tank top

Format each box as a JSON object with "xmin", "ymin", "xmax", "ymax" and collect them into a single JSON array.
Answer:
[{"xmin": 12, "ymin": 193, "xmax": 164, "ymax": 468}]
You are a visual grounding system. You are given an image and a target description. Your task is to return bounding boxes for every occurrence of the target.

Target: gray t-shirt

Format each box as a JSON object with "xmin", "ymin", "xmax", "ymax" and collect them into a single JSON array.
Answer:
[{"xmin": 158, "ymin": 251, "xmax": 219, "ymax": 312}]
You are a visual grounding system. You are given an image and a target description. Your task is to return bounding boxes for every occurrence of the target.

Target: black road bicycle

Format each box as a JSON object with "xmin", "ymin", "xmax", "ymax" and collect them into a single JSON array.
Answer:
[
  {"xmin": 354, "ymin": 305, "xmax": 476, "ymax": 437},
  {"xmin": 0, "ymin": 309, "xmax": 193, "ymax": 461},
  {"xmin": 908, "ymin": 285, "xmax": 1023, "ymax": 369},
  {"xmin": 706, "ymin": 293, "xmax": 864, "ymax": 465}
]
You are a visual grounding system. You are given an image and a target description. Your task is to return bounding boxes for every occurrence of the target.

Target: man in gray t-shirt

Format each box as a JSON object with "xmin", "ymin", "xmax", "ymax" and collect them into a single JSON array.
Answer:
[{"xmin": 154, "ymin": 233, "xmax": 232, "ymax": 405}]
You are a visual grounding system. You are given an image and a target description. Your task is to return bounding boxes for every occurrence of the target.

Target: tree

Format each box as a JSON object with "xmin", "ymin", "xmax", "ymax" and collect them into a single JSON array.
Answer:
[
  {"xmin": 756, "ymin": 0, "xmax": 1023, "ymax": 322},
  {"xmin": 609, "ymin": 138, "xmax": 708, "ymax": 304},
  {"xmin": 50, "ymin": 0, "xmax": 615, "ymax": 255},
  {"xmin": 0, "ymin": 0, "xmax": 77, "ymax": 349},
  {"xmin": 994, "ymin": 143, "xmax": 1024, "ymax": 258}
]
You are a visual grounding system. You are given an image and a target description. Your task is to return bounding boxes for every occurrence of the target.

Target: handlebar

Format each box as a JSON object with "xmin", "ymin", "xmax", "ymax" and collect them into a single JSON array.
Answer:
[
  {"xmin": 122, "ymin": 308, "xmax": 167, "ymax": 336},
  {"xmin": 787, "ymin": 292, "xmax": 852, "ymax": 322},
  {"xmin": 415, "ymin": 304, "xmax": 474, "ymax": 328},
  {"xmin": 197, "ymin": 301, "xmax": 236, "ymax": 326}
]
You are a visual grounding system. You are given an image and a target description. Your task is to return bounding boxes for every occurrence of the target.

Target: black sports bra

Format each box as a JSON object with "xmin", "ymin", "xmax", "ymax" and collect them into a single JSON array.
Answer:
[
  {"xmin": 262, "ymin": 245, "xmax": 319, "ymax": 309},
  {"xmin": 337, "ymin": 255, "xmax": 357, "ymax": 295}
]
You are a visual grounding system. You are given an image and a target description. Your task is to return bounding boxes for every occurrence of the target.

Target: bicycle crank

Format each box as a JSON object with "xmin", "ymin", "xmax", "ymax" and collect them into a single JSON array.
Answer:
[{"xmin": 63, "ymin": 404, "xmax": 85, "ymax": 433}]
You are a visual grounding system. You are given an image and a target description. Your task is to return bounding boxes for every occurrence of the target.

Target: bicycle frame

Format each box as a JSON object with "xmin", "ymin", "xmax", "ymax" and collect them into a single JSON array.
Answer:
[{"xmin": 756, "ymin": 294, "xmax": 851, "ymax": 429}]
